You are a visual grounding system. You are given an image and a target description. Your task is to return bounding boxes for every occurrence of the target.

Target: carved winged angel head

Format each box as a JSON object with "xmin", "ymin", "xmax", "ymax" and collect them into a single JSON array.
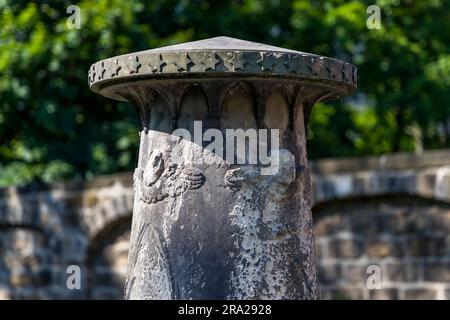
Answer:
[{"xmin": 134, "ymin": 150, "xmax": 205, "ymax": 204}]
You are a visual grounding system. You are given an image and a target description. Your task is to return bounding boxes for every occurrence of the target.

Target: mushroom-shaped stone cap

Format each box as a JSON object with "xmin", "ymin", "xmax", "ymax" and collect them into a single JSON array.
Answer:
[{"xmin": 89, "ymin": 36, "xmax": 357, "ymax": 101}]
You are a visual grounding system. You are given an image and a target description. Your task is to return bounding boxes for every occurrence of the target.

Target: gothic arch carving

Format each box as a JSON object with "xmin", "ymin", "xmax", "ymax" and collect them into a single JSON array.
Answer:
[
  {"xmin": 263, "ymin": 89, "xmax": 290, "ymax": 139},
  {"xmin": 220, "ymin": 81, "xmax": 257, "ymax": 130},
  {"xmin": 178, "ymin": 85, "xmax": 209, "ymax": 133},
  {"xmin": 147, "ymin": 91, "xmax": 173, "ymax": 133}
]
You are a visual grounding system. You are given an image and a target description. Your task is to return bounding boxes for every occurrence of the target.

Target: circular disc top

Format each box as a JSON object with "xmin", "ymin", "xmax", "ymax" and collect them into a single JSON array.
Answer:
[{"xmin": 89, "ymin": 36, "xmax": 357, "ymax": 96}]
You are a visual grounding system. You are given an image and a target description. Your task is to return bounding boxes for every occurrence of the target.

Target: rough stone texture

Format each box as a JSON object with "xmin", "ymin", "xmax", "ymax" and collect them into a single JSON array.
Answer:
[
  {"xmin": 120, "ymin": 83, "xmax": 318, "ymax": 299},
  {"xmin": 0, "ymin": 149, "xmax": 449, "ymax": 299},
  {"xmin": 88, "ymin": 37, "xmax": 358, "ymax": 300}
]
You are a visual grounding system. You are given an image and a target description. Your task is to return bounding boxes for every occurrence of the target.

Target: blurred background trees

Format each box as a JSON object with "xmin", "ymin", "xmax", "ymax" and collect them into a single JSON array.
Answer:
[{"xmin": 0, "ymin": 0, "xmax": 449, "ymax": 186}]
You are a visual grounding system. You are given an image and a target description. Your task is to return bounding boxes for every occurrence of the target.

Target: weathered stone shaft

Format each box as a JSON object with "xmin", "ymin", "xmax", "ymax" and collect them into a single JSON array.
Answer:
[{"xmin": 88, "ymin": 37, "xmax": 357, "ymax": 299}]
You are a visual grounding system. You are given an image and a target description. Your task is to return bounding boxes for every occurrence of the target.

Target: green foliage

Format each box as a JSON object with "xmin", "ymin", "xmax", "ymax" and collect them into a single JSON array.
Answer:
[{"xmin": 0, "ymin": 0, "xmax": 449, "ymax": 186}]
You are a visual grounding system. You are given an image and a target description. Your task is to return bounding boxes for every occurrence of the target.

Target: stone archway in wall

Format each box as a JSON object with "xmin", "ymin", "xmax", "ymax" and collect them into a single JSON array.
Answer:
[
  {"xmin": 312, "ymin": 194, "xmax": 450, "ymax": 300},
  {"xmin": 86, "ymin": 214, "xmax": 132, "ymax": 300},
  {"xmin": 76, "ymin": 174, "xmax": 135, "ymax": 300},
  {"xmin": 0, "ymin": 187, "xmax": 71, "ymax": 300},
  {"xmin": 0, "ymin": 224, "xmax": 52, "ymax": 299}
]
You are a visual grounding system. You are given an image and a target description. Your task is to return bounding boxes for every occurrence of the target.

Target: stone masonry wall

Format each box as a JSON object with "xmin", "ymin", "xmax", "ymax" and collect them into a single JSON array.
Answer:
[
  {"xmin": 0, "ymin": 173, "xmax": 134, "ymax": 299},
  {"xmin": 0, "ymin": 150, "xmax": 449, "ymax": 299},
  {"xmin": 314, "ymin": 196, "xmax": 450, "ymax": 299},
  {"xmin": 311, "ymin": 150, "xmax": 450, "ymax": 300}
]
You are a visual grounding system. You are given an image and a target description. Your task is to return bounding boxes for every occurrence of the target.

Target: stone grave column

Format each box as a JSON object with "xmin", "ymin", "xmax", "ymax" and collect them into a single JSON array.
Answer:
[{"xmin": 89, "ymin": 36, "xmax": 357, "ymax": 300}]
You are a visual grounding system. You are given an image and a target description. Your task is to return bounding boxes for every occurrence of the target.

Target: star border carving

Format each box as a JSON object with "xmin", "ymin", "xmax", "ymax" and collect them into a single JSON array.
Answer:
[{"xmin": 89, "ymin": 50, "xmax": 358, "ymax": 89}]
